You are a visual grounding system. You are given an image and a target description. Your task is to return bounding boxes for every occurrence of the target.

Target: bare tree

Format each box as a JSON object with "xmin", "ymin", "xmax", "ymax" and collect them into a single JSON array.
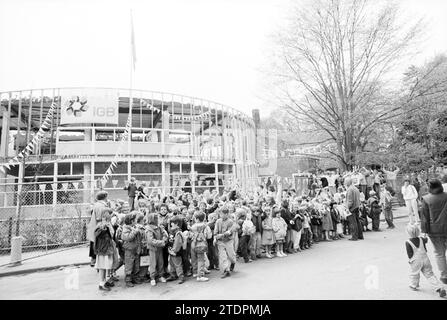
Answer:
[{"xmin": 271, "ymin": 0, "xmax": 424, "ymax": 170}]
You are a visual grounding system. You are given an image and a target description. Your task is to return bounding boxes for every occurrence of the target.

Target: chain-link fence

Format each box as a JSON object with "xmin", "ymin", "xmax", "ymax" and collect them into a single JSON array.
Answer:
[
  {"xmin": 0, "ymin": 216, "xmax": 90, "ymax": 256},
  {"xmin": 0, "ymin": 180, "xmax": 95, "ymax": 264},
  {"xmin": 0, "ymin": 175, "xmax": 236, "ymax": 264}
]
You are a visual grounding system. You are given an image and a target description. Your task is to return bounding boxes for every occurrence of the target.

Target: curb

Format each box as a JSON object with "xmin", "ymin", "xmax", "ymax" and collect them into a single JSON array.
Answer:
[
  {"xmin": 380, "ymin": 215, "xmax": 407, "ymax": 222},
  {"xmin": 0, "ymin": 262, "xmax": 90, "ymax": 278}
]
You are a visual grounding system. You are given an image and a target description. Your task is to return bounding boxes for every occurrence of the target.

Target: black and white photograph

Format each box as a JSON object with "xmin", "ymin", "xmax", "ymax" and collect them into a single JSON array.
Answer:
[{"xmin": 1, "ymin": 0, "xmax": 447, "ymax": 307}]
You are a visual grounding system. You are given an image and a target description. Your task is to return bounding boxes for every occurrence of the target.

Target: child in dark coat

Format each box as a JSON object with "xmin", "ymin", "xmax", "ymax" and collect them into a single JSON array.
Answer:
[
  {"xmin": 94, "ymin": 208, "xmax": 115, "ymax": 291},
  {"xmin": 121, "ymin": 212, "xmax": 142, "ymax": 287}
]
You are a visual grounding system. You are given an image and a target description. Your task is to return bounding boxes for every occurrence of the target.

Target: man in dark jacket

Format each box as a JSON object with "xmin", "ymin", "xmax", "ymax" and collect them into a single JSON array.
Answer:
[
  {"xmin": 421, "ymin": 179, "xmax": 447, "ymax": 284},
  {"xmin": 124, "ymin": 177, "xmax": 138, "ymax": 211}
]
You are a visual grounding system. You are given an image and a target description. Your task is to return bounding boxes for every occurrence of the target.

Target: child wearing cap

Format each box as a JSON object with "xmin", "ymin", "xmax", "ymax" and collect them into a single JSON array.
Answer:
[{"xmin": 405, "ymin": 223, "xmax": 446, "ymax": 298}]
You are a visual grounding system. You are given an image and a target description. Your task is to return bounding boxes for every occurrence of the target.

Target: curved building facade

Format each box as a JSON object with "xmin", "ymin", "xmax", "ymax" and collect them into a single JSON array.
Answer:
[{"xmin": 0, "ymin": 87, "xmax": 257, "ymax": 212}]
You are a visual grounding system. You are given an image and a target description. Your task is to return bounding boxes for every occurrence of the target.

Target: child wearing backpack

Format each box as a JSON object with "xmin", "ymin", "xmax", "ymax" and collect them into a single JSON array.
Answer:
[
  {"xmin": 166, "ymin": 216, "xmax": 186, "ymax": 284},
  {"xmin": 190, "ymin": 211, "xmax": 212, "ymax": 281},
  {"xmin": 146, "ymin": 212, "xmax": 168, "ymax": 286},
  {"xmin": 121, "ymin": 212, "xmax": 142, "ymax": 287},
  {"xmin": 367, "ymin": 191, "xmax": 382, "ymax": 231}
]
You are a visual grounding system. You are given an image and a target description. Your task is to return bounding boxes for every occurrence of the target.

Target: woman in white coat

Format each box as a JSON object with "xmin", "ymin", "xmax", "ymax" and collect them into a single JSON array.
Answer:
[{"xmin": 401, "ymin": 178, "xmax": 420, "ymax": 224}]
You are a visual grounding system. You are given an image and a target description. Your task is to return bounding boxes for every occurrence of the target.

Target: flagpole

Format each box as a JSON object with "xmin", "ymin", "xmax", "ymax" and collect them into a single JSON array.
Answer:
[{"xmin": 128, "ymin": 9, "xmax": 135, "ymax": 177}]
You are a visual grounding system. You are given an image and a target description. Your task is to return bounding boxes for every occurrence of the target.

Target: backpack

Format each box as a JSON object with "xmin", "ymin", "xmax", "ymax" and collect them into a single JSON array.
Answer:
[
  {"xmin": 330, "ymin": 208, "xmax": 340, "ymax": 224},
  {"xmin": 192, "ymin": 225, "xmax": 208, "ymax": 254},
  {"xmin": 180, "ymin": 231, "xmax": 188, "ymax": 250},
  {"xmin": 369, "ymin": 199, "xmax": 381, "ymax": 217},
  {"xmin": 385, "ymin": 185, "xmax": 396, "ymax": 197},
  {"xmin": 294, "ymin": 214, "xmax": 303, "ymax": 231},
  {"xmin": 384, "ymin": 196, "xmax": 392, "ymax": 211}
]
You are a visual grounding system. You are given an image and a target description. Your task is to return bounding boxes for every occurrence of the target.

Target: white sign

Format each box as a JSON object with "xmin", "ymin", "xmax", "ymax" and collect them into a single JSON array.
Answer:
[{"xmin": 60, "ymin": 89, "xmax": 119, "ymax": 125}]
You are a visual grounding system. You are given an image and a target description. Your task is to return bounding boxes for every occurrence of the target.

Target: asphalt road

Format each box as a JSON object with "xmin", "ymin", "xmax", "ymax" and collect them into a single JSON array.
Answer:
[{"xmin": 0, "ymin": 217, "xmax": 444, "ymax": 300}]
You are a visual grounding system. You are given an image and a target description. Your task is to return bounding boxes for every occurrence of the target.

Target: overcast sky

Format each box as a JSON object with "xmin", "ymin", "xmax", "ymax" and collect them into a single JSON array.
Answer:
[{"xmin": 1, "ymin": 0, "xmax": 446, "ymax": 117}]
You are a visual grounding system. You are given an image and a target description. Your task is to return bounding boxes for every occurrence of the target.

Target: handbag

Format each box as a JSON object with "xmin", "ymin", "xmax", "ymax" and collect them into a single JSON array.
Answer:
[{"xmin": 140, "ymin": 255, "xmax": 150, "ymax": 267}]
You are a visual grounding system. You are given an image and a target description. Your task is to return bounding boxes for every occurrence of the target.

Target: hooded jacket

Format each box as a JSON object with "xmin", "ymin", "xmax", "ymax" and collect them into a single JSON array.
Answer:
[
  {"xmin": 251, "ymin": 211, "xmax": 264, "ymax": 233},
  {"xmin": 146, "ymin": 213, "xmax": 168, "ymax": 251},
  {"xmin": 121, "ymin": 224, "xmax": 141, "ymax": 254}
]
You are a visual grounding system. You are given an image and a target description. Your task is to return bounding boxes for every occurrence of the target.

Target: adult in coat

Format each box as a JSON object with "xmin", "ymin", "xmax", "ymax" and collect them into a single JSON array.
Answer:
[
  {"xmin": 87, "ymin": 191, "xmax": 110, "ymax": 267},
  {"xmin": 421, "ymin": 179, "xmax": 447, "ymax": 284}
]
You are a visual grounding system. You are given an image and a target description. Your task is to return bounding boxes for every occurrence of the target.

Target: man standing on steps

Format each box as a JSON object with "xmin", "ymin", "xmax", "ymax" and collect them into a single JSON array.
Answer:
[{"xmin": 345, "ymin": 177, "xmax": 364, "ymax": 241}]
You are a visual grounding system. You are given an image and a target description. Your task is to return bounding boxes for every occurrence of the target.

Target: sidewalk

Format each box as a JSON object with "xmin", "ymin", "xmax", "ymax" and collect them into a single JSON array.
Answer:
[
  {"xmin": 0, "ymin": 244, "xmax": 90, "ymax": 278},
  {"xmin": 0, "ymin": 206, "xmax": 410, "ymax": 278}
]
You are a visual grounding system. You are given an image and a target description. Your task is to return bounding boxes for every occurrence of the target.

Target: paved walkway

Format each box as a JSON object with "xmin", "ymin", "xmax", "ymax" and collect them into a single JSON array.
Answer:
[
  {"xmin": 0, "ymin": 206, "xmax": 409, "ymax": 278},
  {"xmin": 0, "ymin": 245, "xmax": 89, "ymax": 277}
]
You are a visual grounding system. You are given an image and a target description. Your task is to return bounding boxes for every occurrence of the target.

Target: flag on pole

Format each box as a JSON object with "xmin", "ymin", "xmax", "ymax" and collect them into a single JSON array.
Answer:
[{"xmin": 131, "ymin": 10, "xmax": 137, "ymax": 71}]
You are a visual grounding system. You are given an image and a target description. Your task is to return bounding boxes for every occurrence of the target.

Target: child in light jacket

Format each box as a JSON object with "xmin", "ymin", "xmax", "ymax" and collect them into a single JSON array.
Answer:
[
  {"xmin": 135, "ymin": 213, "xmax": 150, "ymax": 283},
  {"xmin": 241, "ymin": 211, "xmax": 256, "ymax": 262},
  {"xmin": 191, "ymin": 211, "xmax": 213, "ymax": 281},
  {"xmin": 261, "ymin": 206, "xmax": 275, "ymax": 259},
  {"xmin": 272, "ymin": 207, "xmax": 288, "ymax": 257},
  {"xmin": 146, "ymin": 212, "xmax": 168, "ymax": 286}
]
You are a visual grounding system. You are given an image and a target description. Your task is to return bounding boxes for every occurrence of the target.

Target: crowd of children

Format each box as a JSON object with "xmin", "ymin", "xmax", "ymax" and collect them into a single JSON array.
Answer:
[{"xmin": 88, "ymin": 176, "xmax": 403, "ymax": 292}]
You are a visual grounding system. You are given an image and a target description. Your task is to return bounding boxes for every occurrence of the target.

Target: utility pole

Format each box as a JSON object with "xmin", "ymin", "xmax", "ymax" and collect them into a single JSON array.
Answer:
[
  {"xmin": 11, "ymin": 127, "xmax": 29, "ymax": 264},
  {"xmin": 15, "ymin": 154, "xmax": 26, "ymax": 236},
  {"xmin": 15, "ymin": 121, "xmax": 31, "ymax": 236}
]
